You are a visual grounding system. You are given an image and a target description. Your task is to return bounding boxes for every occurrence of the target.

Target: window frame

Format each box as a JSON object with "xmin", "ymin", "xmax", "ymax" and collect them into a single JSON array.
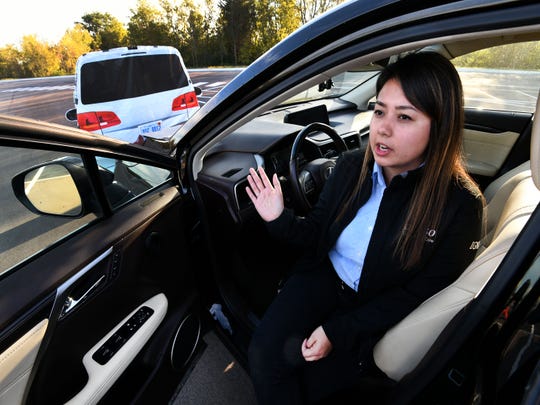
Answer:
[{"xmin": 0, "ymin": 136, "xmax": 177, "ymax": 278}]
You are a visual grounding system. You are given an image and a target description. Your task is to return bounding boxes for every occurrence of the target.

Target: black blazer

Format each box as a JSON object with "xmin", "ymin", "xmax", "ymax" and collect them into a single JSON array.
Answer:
[{"xmin": 267, "ymin": 149, "xmax": 484, "ymax": 352}]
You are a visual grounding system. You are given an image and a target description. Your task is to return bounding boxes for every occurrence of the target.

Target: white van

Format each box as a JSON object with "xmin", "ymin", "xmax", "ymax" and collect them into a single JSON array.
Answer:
[{"xmin": 67, "ymin": 46, "xmax": 200, "ymax": 144}]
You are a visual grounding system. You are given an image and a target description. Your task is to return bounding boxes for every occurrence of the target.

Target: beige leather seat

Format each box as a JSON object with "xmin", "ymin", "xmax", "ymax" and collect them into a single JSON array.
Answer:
[{"xmin": 373, "ymin": 91, "xmax": 540, "ymax": 381}]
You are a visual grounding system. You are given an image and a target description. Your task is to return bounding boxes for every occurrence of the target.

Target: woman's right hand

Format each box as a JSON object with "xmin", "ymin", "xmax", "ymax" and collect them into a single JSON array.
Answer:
[{"xmin": 246, "ymin": 167, "xmax": 284, "ymax": 222}]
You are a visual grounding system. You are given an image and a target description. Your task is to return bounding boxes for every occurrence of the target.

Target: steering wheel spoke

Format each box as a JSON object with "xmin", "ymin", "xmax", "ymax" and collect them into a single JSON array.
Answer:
[{"xmin": 299, "ymin": 170, "xmax": 315, "ymax": 194}]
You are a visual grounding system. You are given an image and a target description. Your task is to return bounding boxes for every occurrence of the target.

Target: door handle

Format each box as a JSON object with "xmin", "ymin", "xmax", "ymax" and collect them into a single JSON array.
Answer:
[{"xmin": 61, "ymin": 275, "xmax": 106, "ymax": 318}]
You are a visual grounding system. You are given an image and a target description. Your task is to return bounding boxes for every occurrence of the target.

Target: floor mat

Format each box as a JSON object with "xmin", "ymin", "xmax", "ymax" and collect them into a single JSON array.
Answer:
[{"xmin": 170, "ymin": 331, "xmax": 257, "ymax": 405}]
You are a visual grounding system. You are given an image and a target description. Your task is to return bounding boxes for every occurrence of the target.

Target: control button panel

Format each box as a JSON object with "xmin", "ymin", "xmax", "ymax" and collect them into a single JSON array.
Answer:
[{"xmin": 92, "ymin": 306, "xmax": 154, "ymax": 365}]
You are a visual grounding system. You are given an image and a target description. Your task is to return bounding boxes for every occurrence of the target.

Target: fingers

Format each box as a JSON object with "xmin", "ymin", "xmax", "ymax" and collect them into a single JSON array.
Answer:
[
  {"xmin": 301, "ymin": 327, "xmax": 332, "ymax": 362},
  {"xmin": 245, "ymin": 185, "xmax": 257, "ymax": 203},
  {"xmin": 305, "ymin": 333, "xmax": 315, "ymax": 349},
  {"xmin": 258, "ymin": 166, "xmax": 273, "ymax": 189},
  {"xmin": 247, "ymin": 167, "xmax": 278, "ymax": 197},
  {"xmin": 272, "ymin": 173, "xmax": 282, "ymax": 194},
  {"xmin": 302, "ymin": 333, "xmax": 317, "ymax": 361},
  {"xmin": 301, "ymin": 338, "xmax": 310, "ymax": 358},
  {"xmin": 248, "ymin": 167, "xmax": 265, "ymax": 192},
  {"xmin": 302, "ymin": 338, "xmax": 319, "ymax": 362},
  {"xmin": 248, "ymin": 167, "xmax": 261, "ymax": 188},
  {"xmin": 247, "ymin": 170, "xmax": 261, "ymax": 197}
]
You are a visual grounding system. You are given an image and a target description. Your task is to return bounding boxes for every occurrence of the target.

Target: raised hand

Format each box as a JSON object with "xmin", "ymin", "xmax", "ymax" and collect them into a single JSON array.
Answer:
[{"xmin": 246, "ymin": 167, "xmax": 284, "ymax": 222}]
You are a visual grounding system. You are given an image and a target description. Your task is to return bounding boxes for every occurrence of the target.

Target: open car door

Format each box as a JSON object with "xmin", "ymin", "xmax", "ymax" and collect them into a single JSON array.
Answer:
[{"xmin": 0, "ymin": 117, "xmax": 203, "ymax": 404}]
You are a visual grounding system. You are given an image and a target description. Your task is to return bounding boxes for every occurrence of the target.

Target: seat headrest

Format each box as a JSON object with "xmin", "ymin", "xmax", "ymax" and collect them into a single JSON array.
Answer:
[{"xmin": 532, "ymin": 90, "xmax": 540, "ymax": 189}]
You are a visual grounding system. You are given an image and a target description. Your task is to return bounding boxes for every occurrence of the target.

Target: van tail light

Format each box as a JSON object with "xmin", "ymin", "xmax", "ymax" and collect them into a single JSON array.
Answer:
[
  {"xmin": 172, "ymin": 91, "xmax": 199, "ymax": 111},
  {"xmin": 77, "ymin": 111, "xmax": 121, "ymax": 131}
]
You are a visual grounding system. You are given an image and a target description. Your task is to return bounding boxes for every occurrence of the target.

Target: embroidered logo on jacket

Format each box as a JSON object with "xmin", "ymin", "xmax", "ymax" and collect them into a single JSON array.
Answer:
[
  {"xmin": 425, "ymin": 229, "xmax": 437, "ymax": 243},
  {"xmin": 469, "ymin": 241, "xmax": 481, "ymax": 250}
]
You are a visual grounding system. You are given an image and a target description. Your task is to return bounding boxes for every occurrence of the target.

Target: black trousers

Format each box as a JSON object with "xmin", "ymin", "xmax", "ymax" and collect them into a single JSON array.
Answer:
[{"xmin": 248, "ymin": 264, "xmax": 376, "ymax": 404}]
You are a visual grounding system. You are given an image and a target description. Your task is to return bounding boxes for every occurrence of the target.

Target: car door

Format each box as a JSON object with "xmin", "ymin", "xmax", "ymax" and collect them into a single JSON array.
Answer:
[
  {"xmin": 454, "ymin": 41, "xmax": 540, "ymax": 188},
  {"xmin": 0, "ymin": 118, "xmax": 204, "ymax": 404}
]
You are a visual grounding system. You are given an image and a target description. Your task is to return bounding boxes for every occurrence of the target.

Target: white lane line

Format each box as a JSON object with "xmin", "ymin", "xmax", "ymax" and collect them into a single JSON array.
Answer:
[
  {"xmin": 25, "ymin": 166, "xmax": 45, "ymax": 194},
  {"xmin": 516, "ymin": 90, "xmax": 537, "ymax": 100},
  {"xmin": 1, "ymin": 85, "xmax": 74, "ymax": 92},
  {"xmin": 205, "ymin": 82, "xmax": 227, "ymax": 88}
]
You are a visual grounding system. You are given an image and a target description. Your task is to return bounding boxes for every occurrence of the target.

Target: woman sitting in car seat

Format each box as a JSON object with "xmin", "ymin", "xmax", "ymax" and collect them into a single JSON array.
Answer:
[{"xmin": 245, "ymin": 52, "xmax": 485, "ymax": 404}]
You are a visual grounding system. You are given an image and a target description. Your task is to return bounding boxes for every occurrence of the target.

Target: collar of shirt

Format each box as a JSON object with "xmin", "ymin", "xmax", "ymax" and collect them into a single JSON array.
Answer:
[
  {"xmin": 373, "ymin": 161, "xmax": 425, "ymax": 188},
  {"xmin": 372, "ymin": 161, "xmax": 387, "ymax": 188}
]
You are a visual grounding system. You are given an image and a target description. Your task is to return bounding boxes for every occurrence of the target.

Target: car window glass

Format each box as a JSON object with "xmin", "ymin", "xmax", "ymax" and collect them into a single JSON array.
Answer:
[
  {"xmin": 81, "ymin": 54, "xmax": 189, "ymax": 104},
  {"xmin": 96, "ymin": 157, "xmax": 171, "ymax": 210},
  {"xmin": 453, "ymin": 41, "xmax": 540, "ymax": 113},
  {"xmin": 282, "ymin": 70, "xmax": 380, "ymax": 105},
  {"xmin": 0, "ymin": 146, "xmax": 101, "ymax": 276}
]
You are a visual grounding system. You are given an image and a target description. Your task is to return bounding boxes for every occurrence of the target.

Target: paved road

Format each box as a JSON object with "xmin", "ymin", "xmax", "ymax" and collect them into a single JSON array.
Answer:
[
  {"xmin": 190, "ymin": 69, "xmax": 242, "ymax": 107},
  {"xmin": 0, "ymin": 76, "xmax": 75, "ymax": 125},
  {"xmin": 459, "ymin": 68, "xmax": 540, "ymax": 112}
]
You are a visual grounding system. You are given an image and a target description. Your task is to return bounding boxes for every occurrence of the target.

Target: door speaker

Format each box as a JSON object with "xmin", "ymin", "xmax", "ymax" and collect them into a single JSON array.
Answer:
[{"xmin": 170, "ymin": 313, "xmax": 201, "ymax": 370}]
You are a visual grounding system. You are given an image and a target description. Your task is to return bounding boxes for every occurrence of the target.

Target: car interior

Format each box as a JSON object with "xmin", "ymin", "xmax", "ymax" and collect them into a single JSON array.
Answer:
[
  {"xmin": 1, "ymin": 9, "xmax": 539, "ymax": 405},
  {"xmin": 190, "ymin": 30, "xmax": 540, "ymax": 401}
]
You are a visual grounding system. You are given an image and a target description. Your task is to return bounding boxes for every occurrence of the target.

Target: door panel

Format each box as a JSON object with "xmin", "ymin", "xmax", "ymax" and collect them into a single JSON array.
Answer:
[
  {"xmin": 0, "ymin": 136, "xmax": 201, "ymax": 404},
  {"xmin": 21, "ymin": 186, "xmax": 197, "ymax": 404},
  {"xmin": 463, "ymin": 128, "xmax": 519, "ymax": 176},
  {"xmin": 0, "ymin": 319, "xmax": 48, "ymax": 404},
  {"xmin": 463, "ymin": 109, "xmax": 532, "ymax": 186}
]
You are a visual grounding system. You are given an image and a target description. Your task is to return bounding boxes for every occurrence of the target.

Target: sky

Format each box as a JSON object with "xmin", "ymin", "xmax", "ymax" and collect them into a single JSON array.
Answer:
[{"xmin": 1, "ymin": 0, "xmax": 160, "ymax": 47}]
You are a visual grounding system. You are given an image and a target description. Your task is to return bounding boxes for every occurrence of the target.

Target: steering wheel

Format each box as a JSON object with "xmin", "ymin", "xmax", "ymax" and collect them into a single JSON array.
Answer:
[{"xmin": 289, "ymin": 122, "xmax": 348, "ymax": 213}]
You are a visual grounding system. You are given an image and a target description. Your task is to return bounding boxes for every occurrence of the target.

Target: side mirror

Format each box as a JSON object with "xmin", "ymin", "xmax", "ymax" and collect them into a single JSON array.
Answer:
[
  {"xmin": 12, "ymin": 159, "xmax": 93, "ymax": 217},
  {"xmin": 65, "ymin": 108, "xmax": 77, "ymax": 122},
  {"xmin": 194, "ymin": 86, "xmax": 202, "ymax": 96}
]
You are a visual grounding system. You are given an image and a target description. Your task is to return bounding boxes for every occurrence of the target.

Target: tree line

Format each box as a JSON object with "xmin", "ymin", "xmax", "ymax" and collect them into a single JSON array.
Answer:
[
  {"xmin": 453, "ymin": 41, "xmax": 540, "ymax": 71},
  {"xmin": 2, "ymin": 0, "xmax": 539, "ymax": 80},
  {"xmin": 0, "ymin": 0, "xmax": 345, "ymax": 79}
]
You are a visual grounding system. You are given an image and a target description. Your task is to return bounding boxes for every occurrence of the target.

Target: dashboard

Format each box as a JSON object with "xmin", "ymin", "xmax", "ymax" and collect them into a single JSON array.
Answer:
[{"xmin": 196, "ymin": 101, "xmax": 372, "ymax": 223}]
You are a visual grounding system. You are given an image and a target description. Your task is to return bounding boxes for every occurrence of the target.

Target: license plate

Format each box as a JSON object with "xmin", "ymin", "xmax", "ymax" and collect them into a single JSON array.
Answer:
[{"xmin": 139, "ymin": 121, "xmax": 162, "ymax": 135}]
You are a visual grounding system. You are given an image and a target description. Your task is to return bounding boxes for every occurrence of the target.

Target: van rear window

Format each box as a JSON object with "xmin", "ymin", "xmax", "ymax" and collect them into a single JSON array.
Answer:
[{"xmin": 80, "ymin": 54, "xmax": 189, "ymax": 104}]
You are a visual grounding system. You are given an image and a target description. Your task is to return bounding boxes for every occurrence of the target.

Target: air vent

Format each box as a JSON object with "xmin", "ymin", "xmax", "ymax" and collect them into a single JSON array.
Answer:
[{"xmin": 235, "ymin": 179, "xmax": 252, "ymax": 211}]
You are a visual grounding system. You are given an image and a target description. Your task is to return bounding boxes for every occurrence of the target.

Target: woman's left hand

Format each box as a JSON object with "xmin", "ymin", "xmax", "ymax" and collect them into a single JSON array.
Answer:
[{"xmin": 302, "ymin": 326, "xmax": 333, "ymax": 361}]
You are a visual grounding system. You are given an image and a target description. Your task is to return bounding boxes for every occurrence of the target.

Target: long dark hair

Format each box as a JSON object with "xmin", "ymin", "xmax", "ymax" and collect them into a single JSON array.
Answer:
[{"xmin": 342, "ymin": 52, "xmax": 483, "ymax": 269}]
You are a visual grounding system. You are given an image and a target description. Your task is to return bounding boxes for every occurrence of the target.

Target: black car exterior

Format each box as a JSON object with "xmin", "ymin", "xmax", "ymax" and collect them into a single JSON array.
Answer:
[{"xmin": 0, "ymin": 1, "xmax": 539, "ymax": 404}]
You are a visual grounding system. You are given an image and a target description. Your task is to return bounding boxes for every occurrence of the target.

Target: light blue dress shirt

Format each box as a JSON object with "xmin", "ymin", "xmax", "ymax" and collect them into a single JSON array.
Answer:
[{"xmin": 328, "ymin": 162, "xmax": 387, "ymax": 291}]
